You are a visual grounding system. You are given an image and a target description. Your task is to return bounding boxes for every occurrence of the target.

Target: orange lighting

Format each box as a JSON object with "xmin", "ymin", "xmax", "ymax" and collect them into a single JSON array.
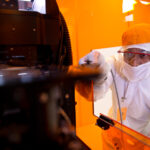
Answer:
[
  {"xmin": 140, "ymin": 0, "xmax": 150, "ymax": 5},
  {"xmin": 122, "ymin": 0, "xmax": 137, "ymax": 13}
]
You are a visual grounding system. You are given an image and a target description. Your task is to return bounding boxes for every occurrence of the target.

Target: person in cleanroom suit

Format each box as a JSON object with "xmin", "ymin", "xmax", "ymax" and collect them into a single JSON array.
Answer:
[
  {"xmin": 32, "ymin": 0, "xmax": 46, "ymax": 14},
  {"xmin": 79, "ymin": 23, "xmax": 150, "ymax": 139}
]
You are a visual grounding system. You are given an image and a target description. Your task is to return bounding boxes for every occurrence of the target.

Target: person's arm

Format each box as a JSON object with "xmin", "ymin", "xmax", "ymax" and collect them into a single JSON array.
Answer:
[{"xmin": 78, "ymin": 50, "xmax": 113, "ymax": 100}]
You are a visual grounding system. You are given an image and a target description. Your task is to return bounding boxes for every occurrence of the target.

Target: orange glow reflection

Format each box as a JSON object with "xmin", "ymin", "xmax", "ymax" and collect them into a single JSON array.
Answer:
[
  {"xmin": 123, "ymin": 0, "xmax": 137, "ymax": 13},
  {"xmin": 140, "ymin": 0, "xmax": 150, "ymax": 5}
]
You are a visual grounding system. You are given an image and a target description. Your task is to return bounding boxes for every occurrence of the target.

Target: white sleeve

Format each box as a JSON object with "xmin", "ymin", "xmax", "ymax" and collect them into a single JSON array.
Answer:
[
  {"xmin": 93, "ymin": 56, "xmax": 114, "ymax": 100},
  {"xmin": 93, "ymin": 70, "xmax": 113, "ymax": 100},
  {"xmin": 78, "ymin": 50, "xmax": 115, "ymax": 100}
]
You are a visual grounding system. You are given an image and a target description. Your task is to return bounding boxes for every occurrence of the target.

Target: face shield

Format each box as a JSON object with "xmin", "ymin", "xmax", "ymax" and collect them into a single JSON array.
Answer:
[
  {"xmin": 118, "ymin": 43, "xmax": 150, "ymax": 55},
  {"xmin": 118, "ymin": 48, "xmax": 150, "ymax": 60},
  {"xmin": 117, "ymin": 43, "xmax": 150, "ymax": 66}
]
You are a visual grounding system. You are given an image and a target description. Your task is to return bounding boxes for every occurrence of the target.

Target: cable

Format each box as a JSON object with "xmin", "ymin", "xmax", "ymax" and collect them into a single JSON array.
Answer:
[{"xmin": 111, "ymin": 69, "xmax": 123, "ymax": 124}]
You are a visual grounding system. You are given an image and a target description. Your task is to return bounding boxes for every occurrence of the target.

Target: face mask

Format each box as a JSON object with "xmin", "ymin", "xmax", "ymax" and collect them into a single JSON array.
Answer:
[{"xmin": 121, "ymin": 61, "xmax": 150, "ymax": 82}]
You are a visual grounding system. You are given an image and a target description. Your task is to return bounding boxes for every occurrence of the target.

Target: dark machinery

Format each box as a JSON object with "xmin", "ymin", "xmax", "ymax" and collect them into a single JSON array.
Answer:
[
  {"xmin": 0, "ymin": 0, "xmax": 92, "ymax": 149},
  {"xmin": 0, "ymin": 66, "xmax": 94, "ymax": 149},
  {"xmin": 0, "ymin": 0, "xmax": 72, "ymax": 67}
]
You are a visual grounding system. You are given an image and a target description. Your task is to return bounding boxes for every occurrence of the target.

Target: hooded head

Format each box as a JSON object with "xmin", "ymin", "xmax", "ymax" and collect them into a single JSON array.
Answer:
[
  {"xmin": 118, "ymin": 23, "xmax": 150, "ymax": 66},
  {"xmin": 122, "ymin": 23, "xmax": 150, "ymax": 51},
  {"xmin": 119, "ymin": 23, "xmax": 150, "ymax": 81}
]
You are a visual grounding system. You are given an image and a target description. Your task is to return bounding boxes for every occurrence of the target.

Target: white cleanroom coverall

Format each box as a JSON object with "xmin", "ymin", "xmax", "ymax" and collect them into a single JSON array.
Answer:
[{"xmin": 79, "ymin": 50, "xmax": 150, "ymax": 137}]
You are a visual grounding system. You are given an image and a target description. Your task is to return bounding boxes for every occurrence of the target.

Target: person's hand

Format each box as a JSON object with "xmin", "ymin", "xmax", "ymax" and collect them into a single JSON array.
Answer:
[
  {"xmin": 77, "ymin": 50, "xmax": 109, "ymax": 99},
  {"xmin": 79, "ymin": 50, "xmax": 110, "ymax": 84},
  {"xmin": 79, "ymin": 50, "xmax": 105, "ymax": 69}
]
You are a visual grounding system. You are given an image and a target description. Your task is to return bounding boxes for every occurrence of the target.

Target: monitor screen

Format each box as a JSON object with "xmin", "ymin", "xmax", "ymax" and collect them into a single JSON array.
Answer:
[
  {"xmin": 18, "ymin": 0, "xmax": 46, "ymax": 14},
  {"xmin": 0, "ymin": 0, "xmax": 46, "ymax": 14}
]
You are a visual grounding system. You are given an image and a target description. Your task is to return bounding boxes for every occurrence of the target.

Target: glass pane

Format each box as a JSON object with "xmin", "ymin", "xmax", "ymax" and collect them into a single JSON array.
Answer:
[
  {"xmin": 93, "ymin": 46, "xmax": 122, "ymax": 122},
  {"xmin": 76, "ymin": 79, "xmax": 150, "ymax": 149},
  {"xmin": 97, "ymin": 114, "xmax": 150, "ymax": 150},
  {"xmin": 93, "ymin": 45, "xmax": 150, "ymax": 139}
]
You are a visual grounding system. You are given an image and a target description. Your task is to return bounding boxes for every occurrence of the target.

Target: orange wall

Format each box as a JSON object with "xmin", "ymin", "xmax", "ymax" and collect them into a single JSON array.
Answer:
[
  {"xmin": 57, "ymin": 0, "xmax": 127, "ymax": 65},
  {"xmin": 56, "ymin": 0, "xmax": 150, "ymax": 149},
  {"xmin": 56, "ymin": 0, "xmax": 127, "ymax": 125},
  {"xmin": 56, "ymin": 0, "xmax": 127, "ymax": 149}
]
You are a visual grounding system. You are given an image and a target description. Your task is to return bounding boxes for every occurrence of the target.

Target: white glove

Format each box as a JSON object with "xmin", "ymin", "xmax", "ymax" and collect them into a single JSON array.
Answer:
[
  {"xmin": 79, "ymin": 50, "xmax": 109, "ymax": 74},
  {"xmin": 77, "ymin": 50, "xmax": 110, "ymax": 100}
]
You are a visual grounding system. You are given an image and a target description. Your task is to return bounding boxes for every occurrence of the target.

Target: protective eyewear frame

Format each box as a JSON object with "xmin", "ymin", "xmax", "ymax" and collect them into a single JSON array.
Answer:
[{"xmin": 118, "ymin": 50, "xmax": 150, "ymax": 60}]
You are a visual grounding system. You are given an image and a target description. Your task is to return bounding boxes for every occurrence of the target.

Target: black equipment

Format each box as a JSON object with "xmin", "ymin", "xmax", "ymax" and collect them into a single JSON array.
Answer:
[
  {"xmin": 0, "ymin": 0, "xmax": 75, "ymax": 127},
  {"xmin": 0, "ymin": 0, "xmax": 87, "ymax": 149},
  {"xmin": 0, "ymin": 0, "xmax": 72, "ymax": 67},
  {"xmin": 0, "ymin": 67, "xmax": 93, "ymax": 149},
  {"xmin": 0, "ymin": 0, "xmax": 18, "ymax": 10}
]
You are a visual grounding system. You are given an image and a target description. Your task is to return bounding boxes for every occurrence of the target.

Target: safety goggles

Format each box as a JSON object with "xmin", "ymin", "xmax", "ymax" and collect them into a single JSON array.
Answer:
[{"xmin": 118, "ymin": 49, "xmax": 150, "ymax": 60}]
